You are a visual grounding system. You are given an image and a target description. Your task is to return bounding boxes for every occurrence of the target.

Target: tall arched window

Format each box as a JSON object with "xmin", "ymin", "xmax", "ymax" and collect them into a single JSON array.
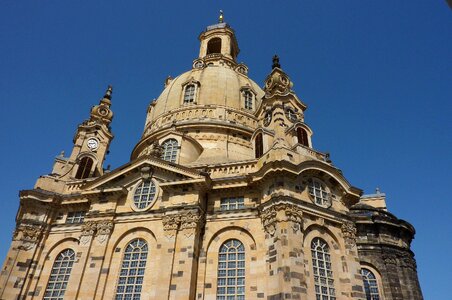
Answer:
[
  {"xmin": 217, "ymin": 239, "xmax": 245, "ymax": 300},
  {"xmin": 75, "ymin": 157, "xmax": 93, "ymax": 179},
  {"xmin": 361, "ymin": 268, "xmax": 381, "ymax": 300},
  {"xmin": 207, "ymin": 37, "xmax": 222, "ymax": 55},
  {"xmin": 43, "ymin": 249, "xmax": 75, "ymax": 300},
  {"xmin": 183, "ymin": 84, "xmax": 196, "ymax": 104},
  {"xmin": 255, "ymin": 133, "xmax": 263, "ymax": 158},
  {"xmin": 115, "ymin": 239, "xmax": 148, "ymax": 300},
  {"xmin": 161, "ymin": 139, "xmax": 179, "ymax": 163},
  {"xmin": 297, "ymin": 127, "xmax": 309, "ymax": 147},
  {"xmin": 311, "ymin": 238, "xmax": 335, "ymax": 300},
  {"xmin": 243, "ymin": 90, "xmax": 253, "ymax": 110}
]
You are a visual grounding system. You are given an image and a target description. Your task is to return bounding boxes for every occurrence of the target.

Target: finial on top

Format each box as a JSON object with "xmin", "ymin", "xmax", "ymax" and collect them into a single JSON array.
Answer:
[
  {"xmin": 219, "ymin": 10, "xmax": 224, "ymax": 23},
  {"xmin": 376, "ymin": 187, "xmax": 381, "ymax": 194},
  {"xmin": 104, "ymin": 85, "xmax": 113, "ymax": 100},
  {"xmin": 272, "ymin": 55, "xmax": 281, "ymax": 69}
]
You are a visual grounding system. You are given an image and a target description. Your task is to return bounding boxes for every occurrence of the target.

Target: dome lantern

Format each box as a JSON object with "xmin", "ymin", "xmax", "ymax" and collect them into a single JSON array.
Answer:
[{"xmin": 198, "ymin": 13, "xmax": 239, "ymax": 63}]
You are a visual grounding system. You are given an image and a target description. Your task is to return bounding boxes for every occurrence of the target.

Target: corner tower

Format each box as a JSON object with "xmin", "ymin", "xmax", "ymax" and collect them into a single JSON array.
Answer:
[{"xmin": 36, "ymin": 86, "xmax": 114, "ymax": 192}]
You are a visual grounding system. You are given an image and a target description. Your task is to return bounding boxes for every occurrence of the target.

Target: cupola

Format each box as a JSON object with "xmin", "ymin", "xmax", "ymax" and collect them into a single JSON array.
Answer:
[{"xmin": 198, "ymin": 11, "xmax": 239, "ymax": 63}]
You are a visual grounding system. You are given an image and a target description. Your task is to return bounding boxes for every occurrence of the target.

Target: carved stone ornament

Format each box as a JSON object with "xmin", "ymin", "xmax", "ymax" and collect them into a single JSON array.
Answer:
[
  {"xmin": 399, "ymin": 252, "xmax": 417, "ymax": 270},
  {"xmin": 259, "ymin": 202, "xmax": 304, "ymax": 236},
  {"xmin": 148, "ymin": 141, "xmax": 163, "ymax": 158},
  {"xmin": 140, "ymin": 141, "xmax": 164, "ymax": 158},
  {"xmin": 14, "ymin": 224, "xmax": 43, "ymax": 251},
  {"xmin": 96, "ymin": 220, "xmax": 114, "ymax": 244},
  {"xmin": 264, "ymin": 69, "xmax": 293, "ymax": 97},
  {"xmin": 341, "ymin": 221, "xmax": 357, "ymax": 244},
  {"xmin": 162, "ymin": 211, "xmax": 204, "ymax": 238},
  {"xmin": 81, "ymin": 221, "xmax": 97, "ymax": 236},
  {"xmin": 79, "ymin": 220, "xmax": 114, "ymax": 245},
  {"xmin": 383, "ymin": 254, "xmax": 398, "ymax": 266}
]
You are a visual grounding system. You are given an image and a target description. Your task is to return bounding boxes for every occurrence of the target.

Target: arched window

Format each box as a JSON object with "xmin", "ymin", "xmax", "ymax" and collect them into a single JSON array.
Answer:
[
  {"xmin": 207, "ymin": 37, "xmax": 222, "ymax": 55},
  {"xmin": 255, "ymin": 133, "xmax": 263, "ymax": 158},
  {"xmin": 133, "ymin": 180, "xmax": 157, "ymax": 210},
  {"xmin": 115, "ymin": 239, "xmax": 148, "ymax": 300},
  {"xmin": 75, "ymin": 157, "xmax": 93, "ymax": 179},
  {"xmin": 361, "ymin": 268, "xmax": 381, "ymax": 300},
  {"xmin": 308, "ymin": 179, "xmax": 330, "ymax": 207},
  {"xmin": 161, "ymin": 139, "xmax": 179, "ymax": 163},
  {"xmin": 311, "ymin": 238, "xmax": 335, "ymax": 300},
  {"xmin": 183, "ymin": 84, "xmax": 196, "ymax": 104},
  {"xmin": 243, "ymin": 90, "xmax": 253, "ymax": 110},
  {"xmin": 43, "ymin": 249, "xmax": 75, "ymax": 300},
  {"xmin": 217, "ymin": 239, "xmax": 245, "ymax": 300},
  {"xmin": 297, "ymin": 127, "xmax": 309, "ymax": 147}
]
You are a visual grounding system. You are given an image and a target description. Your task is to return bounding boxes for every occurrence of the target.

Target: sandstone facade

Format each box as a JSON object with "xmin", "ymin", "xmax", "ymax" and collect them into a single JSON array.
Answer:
[{"xmin": 0, "ymin": 17, "xmax": 422, "ymax": 300}]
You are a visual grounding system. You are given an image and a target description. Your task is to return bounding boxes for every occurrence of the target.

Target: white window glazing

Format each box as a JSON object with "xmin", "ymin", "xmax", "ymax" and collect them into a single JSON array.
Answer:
[
  {"xmin": 243, "ymin": 91, "xmax": 253, "ymax": 110},
  {"xmin": 361, "ymin": 268, "xmax": 380, "ymax": 300},
  {"xmin": 184, "ymin": 84, "xmax": 196, "ymax": 104},
  {"xmin": 308, "ymin": 179, "xmax": 330, "ymax": 207},
  {"xmin": 66, "ymin": 211, "xmax": 86, "ymax": 224},
  {"xmin": 133, "ymin": 181, "xmax": 156, "ymax": 210},
  {"xmin": 220, "ymin": 197, "xmax": 245, "ymax": 211},
  {"xmin": 217, "ymin": 239, "xmax": 245, "ymax": 300},
  {"xmin": 311, "ymin": 238, "xmax": 335, "ymax": 300},
  {"xmin": 43, "ymin": 249, "xmax": 75, "ymax": 300},
  {"xmin": 115, "ymin": 239, "xmax": 148, "ymax": 300},
  {"xmin": 161, "ymin": 139, "xmax": 179, "ymax": 163}
]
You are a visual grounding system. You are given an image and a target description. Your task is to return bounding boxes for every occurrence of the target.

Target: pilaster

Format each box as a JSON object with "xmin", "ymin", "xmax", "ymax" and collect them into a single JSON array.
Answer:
[
  {"xmin": 77, "ymin": 219, "xmax": 114, "ymax": 299},
  {"xmin": 260, "ymin": 202, "xmax": 306, "ymax": 300},
  {"xmin": 163, "ymin": 209, "xmax": 205, "ymax": 300}
]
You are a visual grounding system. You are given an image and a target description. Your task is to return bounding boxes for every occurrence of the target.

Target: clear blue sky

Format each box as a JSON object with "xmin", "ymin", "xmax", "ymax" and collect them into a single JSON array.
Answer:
[{"xmin": 0, "ymin": 1, "xmax": 450, "ymax": 298}]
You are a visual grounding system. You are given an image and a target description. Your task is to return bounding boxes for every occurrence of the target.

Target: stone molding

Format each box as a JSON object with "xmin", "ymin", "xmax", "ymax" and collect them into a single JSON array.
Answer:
[{"xmin": 259, "ymin": 202, "xmax": 303, "ymax": 236}]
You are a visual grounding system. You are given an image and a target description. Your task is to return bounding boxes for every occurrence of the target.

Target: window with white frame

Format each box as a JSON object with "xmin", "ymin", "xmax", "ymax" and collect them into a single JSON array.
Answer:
[
  {"xmin": 161, "ymin": 139, "xmax": 179, "ymax": 163},
  {"xmin": 43, "ymin": 249, "xmax": 75, "ymax": 300},
  {"xmin": 183, "ymin": 84, "xmax": 196, "ymax": 104},
  {"xmin": 243, "ymin": 90, "xmax": 253, "ymax": 110},
  {"xmin": 115, "ymin": 239, "xmax": 148, "ymax": 300},
  {"xmin": 66, "ymin": 211, "xmax": 86, "ymax": 224},
  {"xmin": 308, "ymin": 178, "xmax": 331, "ymax": 207},
  {"xmin": 311, "ymin": 238, "xmax": 336, "ymax": 300},
  {"xmin": 133, "ymin": 181, "xmax": 156, "ymax": 210},
  {"xmin": 361, "ymin": 268, "xmax": 381, "ymax": 300},
  {"xmin": 220, "ymin": 197, "xmax": 245, "ymax": 211},
  {"xmin": 217, "ymin": 239, "xmax": 245, "ymax": 300}
]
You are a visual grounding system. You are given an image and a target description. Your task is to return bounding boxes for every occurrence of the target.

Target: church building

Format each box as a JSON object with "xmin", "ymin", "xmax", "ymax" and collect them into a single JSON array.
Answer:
[{"xmin": 0, "ymin": 16, "xmax": 423, "ymax": 300}]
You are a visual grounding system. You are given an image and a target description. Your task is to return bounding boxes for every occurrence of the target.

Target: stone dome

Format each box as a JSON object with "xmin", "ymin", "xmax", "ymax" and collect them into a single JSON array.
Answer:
[{"xmin": 148, "ymin": 65, "xmax": 264, "ymax": 124}]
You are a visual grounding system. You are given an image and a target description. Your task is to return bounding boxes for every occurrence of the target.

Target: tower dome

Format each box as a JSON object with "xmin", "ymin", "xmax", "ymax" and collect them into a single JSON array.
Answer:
[{"xmin": 132, "ymin": 21, "xmax": 265, "ymax": 164}]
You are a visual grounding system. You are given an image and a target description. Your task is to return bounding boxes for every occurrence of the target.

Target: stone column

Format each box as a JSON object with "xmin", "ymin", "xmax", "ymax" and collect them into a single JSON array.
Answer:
[{"xmin": 260, "ymin": 202, "xmax": 305, "ymax": 300}]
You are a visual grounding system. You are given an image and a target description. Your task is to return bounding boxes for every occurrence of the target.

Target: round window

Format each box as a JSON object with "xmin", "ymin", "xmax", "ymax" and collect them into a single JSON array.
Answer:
[{"xmin": 133, "ymin": 180, "xmax": 156, "ymax": 210}]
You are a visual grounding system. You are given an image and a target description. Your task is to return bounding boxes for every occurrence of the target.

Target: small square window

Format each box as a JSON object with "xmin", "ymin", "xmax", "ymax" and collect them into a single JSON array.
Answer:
[
  {"xmin": 220, "ymin": 197, "xmax": 245, "ymax": 211},
  {"xmin": 66, "ymin": 211, "xmax": 86, "ymax": 224}
]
